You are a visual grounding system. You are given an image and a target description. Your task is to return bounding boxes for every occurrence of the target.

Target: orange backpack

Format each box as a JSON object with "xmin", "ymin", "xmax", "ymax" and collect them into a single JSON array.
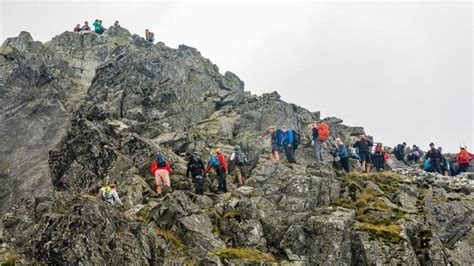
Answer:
[{"xmin": 318, "ymin": 122, "xmax": 330, "ymax": 142}]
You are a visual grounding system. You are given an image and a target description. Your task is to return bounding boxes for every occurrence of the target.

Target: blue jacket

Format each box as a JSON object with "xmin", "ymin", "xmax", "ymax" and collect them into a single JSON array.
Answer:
[
  {"xmin": 337, "ymin": 144, "xmax": 348, "ymax": 159},
  {"xmin": 284, "ymin": 130, "xmax": 294, "ymax": 145}
]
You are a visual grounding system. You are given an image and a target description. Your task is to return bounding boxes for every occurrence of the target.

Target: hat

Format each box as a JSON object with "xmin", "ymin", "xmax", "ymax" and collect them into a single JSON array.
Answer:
[
  {"xmin": 211, "ymin": 148, "xmax": 219, "ymax": 155},
  {"xmin": 234, "ymin": 145, "xmax": 241, "ymax": 150},
  {"xmin": 460, "ymin": 147, "xmax": 466, "ymax": 150},
  {"xmin": 429, "ymin": 142, "xmax": 434, "ymax": 146}
]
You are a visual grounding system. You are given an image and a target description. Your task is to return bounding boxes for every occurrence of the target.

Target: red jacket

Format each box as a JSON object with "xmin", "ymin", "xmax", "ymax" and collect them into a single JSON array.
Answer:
[
  {"xmin": 456, "ymin": 150, "xmax": 473, "ymax": 164},
  {"xmin": 205, "ymin": 153, "xmax": 228, "ymax": 173},
  {"xmin": 150, "ymin": 160, "xmax": 171, "ymax": 175}
]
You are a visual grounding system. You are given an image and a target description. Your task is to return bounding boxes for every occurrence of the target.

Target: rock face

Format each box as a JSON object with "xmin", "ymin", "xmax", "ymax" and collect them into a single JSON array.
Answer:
[{"xmin": 1, "ymin": 28, "xmax": 473, "ymax": 265}]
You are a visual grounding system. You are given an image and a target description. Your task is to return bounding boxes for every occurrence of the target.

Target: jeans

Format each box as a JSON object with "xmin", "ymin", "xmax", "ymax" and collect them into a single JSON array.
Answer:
[
  {"xmin": 340, "ymin": 157, "xmax": 350, "ymax": 172},
  {"xmin": 216, "ymin": 167, "xmax": 227, "ymax": 193},
  {"xmin": 285, "ymin": 145, "xmax": 297, "ymax": 163},
  {"xmin": 430, "ymin": 159, "xmax": 442, "ymax": 174},
  {"xmin": 313, "ymin": 140, "xmax": 324, "ymax": 161}
]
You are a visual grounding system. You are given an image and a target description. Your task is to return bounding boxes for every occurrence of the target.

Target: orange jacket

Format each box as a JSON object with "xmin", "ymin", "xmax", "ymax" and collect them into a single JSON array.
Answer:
[{"xmin": 456, "ymin": 150, "xmax": 473, "ymax": 164}]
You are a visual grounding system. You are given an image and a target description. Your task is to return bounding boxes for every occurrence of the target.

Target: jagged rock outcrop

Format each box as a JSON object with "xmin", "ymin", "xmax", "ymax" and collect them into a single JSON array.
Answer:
[{"xmin": 1, "ymin": 28, "xmax": 473, "ymax": 265}]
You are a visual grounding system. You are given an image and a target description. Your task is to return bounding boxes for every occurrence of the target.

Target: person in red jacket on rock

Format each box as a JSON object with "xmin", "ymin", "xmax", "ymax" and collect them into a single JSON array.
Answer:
[
  {"xmin": 205, "ymin": 149, "xmax": 228, "ymax": 194},
  {"xmin": 150, "ymin": 153, "xmax": 172, "ymax": 195},
  {"xmin": 456, "ymin": 147, "xmax": 473, "ymax": 174}
]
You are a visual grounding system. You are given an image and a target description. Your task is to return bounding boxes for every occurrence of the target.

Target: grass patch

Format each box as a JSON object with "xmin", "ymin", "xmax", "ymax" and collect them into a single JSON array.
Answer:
[
  {"xmin": 355, "ymin": 223, "xmax": 402, "ymax": 244},
  {"xmin": 211, "ymin": 248, "xmax": 276, "ymax": 262},
  {"xmin": 1, "ymin": 254, "xmax": 19, "ymax": 266},
  {"xmin": 223, "ymin": 211, "xmax": 241, "ymax": 220},
  {"xmin": 156, "ymin": 229, "xmax": 185, "ymax": 250}
]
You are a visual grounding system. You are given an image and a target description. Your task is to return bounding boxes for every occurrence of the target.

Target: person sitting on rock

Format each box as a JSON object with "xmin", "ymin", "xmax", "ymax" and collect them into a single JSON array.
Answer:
[
  {"xmin": 186, "ymin": 151, "xmax": 206, "ymax": 195},
  {"xmin": 150, "ymin": 153, "xmax": 172, "ymax": 196},
  {"xmin": 282, "ymin": 126, "xmax": 297, "ymax": 164},
  {"xmin": 230, "ymin": 145, "xmax": 248, "ymax": 187},
  {"xmin": 407, "ymin": 145, "xmax": 422, "ymax": 164},
  {"xmin": 335, "ymin": 138, "xmax": 350, "ymax": 173},
  {"xmin": 456, "ymin": 147, "xmax": 473, "ymax": 174},
  {"xmin": 425, "ymin": 143, "xmax": 442, "ymax": 174},
  {"xmin": 266, "ymin": 126, "xmax": 280, "ymax": 164},
  {"xmin": 81, "ymin": 21, "xmax": 91, "ymax": 31},
  {"xmin": 393, "ymin": 142, "xmax": 407, "ymax": 164},
  {"xmin": 145, "ymin": 29, "xmax": 155, "ymax": 43},
  {"xmin": 372, "ymin": 144, "xmax": 386, "ymax": 172},
  {"xmin": 98, "ymin": 180, "xmax": 124, "ymax": 207},
  {"xmin": 74, "ymin": 24, "xmax": 81, "ymax": 32},
  {"xmin": 352, "ymin": 134, "xmax": 373, "ymax": 173},
  {"xmin": 93, "ymin": 19, "xmax": 104, "ymax": 34},
  {"xmin": 205, "ymin": 149, "xmax": 228, "ymax": 194},
  {"xmin": 113, "ymin": 20, "xmax": 120, "ymax": 27}
]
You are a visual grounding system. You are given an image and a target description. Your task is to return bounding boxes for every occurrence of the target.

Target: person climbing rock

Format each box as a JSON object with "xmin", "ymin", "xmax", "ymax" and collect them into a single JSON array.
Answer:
[
  {"xmin": 81, "ymin": 21, "xmax": 91, "ymax": 31},
  {"xmin": 282, "ymin": 126, "xmax": 297, "ymax": 164},
  {"xmin": 74, "ymin": 24, "xmax": 81, "ymax": 32},
  {"xmin": 150, "ymin": 153, "xmax": 172, "ymax": 196},
  {"xmin": 93, "ymin": 19, "xmax": 104, "ymax": 34},
  {"xmin": 425, "ymin": 143, "xmax": 442, "ymax": 174},
  {"xmin": 267, "ymin": 126, "xmax": 280, "ymax": 164},
  {"xmin": 205, "ymin": 149, "xmax": 228, "ymax": 194},
  {"xmin": 372, "ymin": 144, "xmax": 386, "ymax": 172},
  {"xmin": 145, "ymin": 29, "xmax": 155, "ymax": 43},
  {"xmin": 456, "ymin": 147, "xmax": 473, "ymax": 174},
  {"xmin": 311, "ymin": 122, "xmax": 329, "ymax": 162},
  {"xmin": 353, "ymin": 134, "xmax": 373, "ymax": 173},
  {"xmin": 186, "ymin": 151, "xmax": 206, "ymax": 195},
  {"xmin": 394, "ymin": 142, "xmax": 407, "ymax": 164},
  {"xmin": 98, "ymin": 180, "xmax": 124, "ymax": 207},
  {"xmin": 230, "ymin": 145, "xmax": 248, "ymax": 187},
  {"xmin": 335, "ymin": 138, "xmax": 350, "ymax": 173},
  {"xmin": 407, "ymin": 145, "xmax": 423, "ymax": 164}
]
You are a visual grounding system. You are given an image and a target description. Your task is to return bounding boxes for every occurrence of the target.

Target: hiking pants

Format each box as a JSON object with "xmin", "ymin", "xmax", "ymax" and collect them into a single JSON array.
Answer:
[
  {"xmin": 430, "ymin": 159, "xmax": 442, "ymax": 174},
  {"xmin": 340, "ymin": 157, "xmax": 350, "ymax": 173},
  {"xmin": 313, "ymin": 140, "xmax": 324, "ymax": 161},
  {"xmin": 155, "ymin": 169, "xmax": 171, "ymax": 188},
  {"xmin": 458, "ymin": 163, "xmax": 470, "ymax": 173},
  {"xmin": 216, "ymin": 167, "xmax": 227, "ymax": 193},
  {"xmin": 285, "ymin": 145, "xmax": 297, "ymax": 164},
  {"xmin": 373, "ymin": 158, "xmax": 384, "ymax": 172},
  {"xmin": 193, "ymin": 175, "xmax": 204, "ymax": 195}
]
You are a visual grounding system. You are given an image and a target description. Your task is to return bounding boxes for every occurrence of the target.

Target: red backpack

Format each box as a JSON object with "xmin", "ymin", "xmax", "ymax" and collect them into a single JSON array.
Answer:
[{"xmin": 318, "ymin": 122, "xmax": 330, "ymax": 142}]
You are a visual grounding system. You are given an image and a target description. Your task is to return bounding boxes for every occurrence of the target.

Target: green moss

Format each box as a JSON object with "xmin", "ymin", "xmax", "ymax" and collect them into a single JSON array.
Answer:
[
  {"xmin": 211, "ymin": 248, "xmax": 276, "ymax": 262},
  {"xmin": 157, "ymin": 229, "xmax": 185, "ymax": 250},
  {"xmin": 1, "ymin": 254, "xmax": 18, "ymax": 266},
  {"xmin": 223, "ymin": 211, "xmax": 241, "ymax": 219},
  {"xmin": 354, "ymin": 223, "xmax": 402, "ymax": 244}
]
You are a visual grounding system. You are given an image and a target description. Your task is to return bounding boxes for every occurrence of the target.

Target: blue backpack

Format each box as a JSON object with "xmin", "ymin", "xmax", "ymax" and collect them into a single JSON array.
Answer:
[
  {"xmin": 210, "ymin": 155, "xmax": 220, "ymax": 168},
  {"xmin": 156, "ymin": 154, "xmax": 167, "ymax": 167},
  {"xmin": 424, "ymin": 159, "xmax": 431, "ymax": 171},
  {"xmin": 276, "ymin": 129, "xmax": 284, "ymax": 146}
]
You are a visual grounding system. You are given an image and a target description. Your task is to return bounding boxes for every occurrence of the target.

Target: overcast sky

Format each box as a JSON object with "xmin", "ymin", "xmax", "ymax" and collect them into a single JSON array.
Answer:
[{"xmin": 1, "ymin": 1, "xmax": 472, "ymax": 153}]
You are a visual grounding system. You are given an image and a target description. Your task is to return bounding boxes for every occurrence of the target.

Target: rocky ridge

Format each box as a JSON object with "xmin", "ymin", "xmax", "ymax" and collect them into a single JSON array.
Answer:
[{"xmin": 0, "ymin": 27, "xmax": 473, "ymax": 265}]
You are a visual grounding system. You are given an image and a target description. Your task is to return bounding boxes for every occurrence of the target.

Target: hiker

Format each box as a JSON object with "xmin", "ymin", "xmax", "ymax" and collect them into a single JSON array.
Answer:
[
  {"xmin": 113, "ymin": 20, "xmax": 120, "ymax": 27},
  {"xmin": 74, "ymin": 24, "xmax": 81, "ymax": 32},
  {"xmin": 186, "ymin": 151, "xmax": 206, "ymax": 195},
  {"xmin": 98, "ymin": 181, "xmax": 124, "ymax": 207},
  {"xmin": 394, "ymin": 142, "xmax": 407, "ymax": 164},
  {"xmin": 81, "ymin": 21, "xmax": 91, "ymax": 31},
  {"xmin": 407, "ymin": 145, "xmax": 423, "ymax": 164},
  {"xmin": 282, "ymin": 126, "xmax": 297, "ymax": 164},
  {"xmin": 425, "ymin": 143, "xmax": 442, "ymax": 174},
  {"xmin": 230, "ymin": 145, "xmax": 248, "ymax": 187},
  {"xmin": 311, "ymin": 122, "xmax": 329, "ymax": 161},
  {"xmin": 372, "ymin": 144, "xmax": 387, "ymax": 172},
  {"xmin": 93, "ymin": 19, "xmax": 104, "ymax": 34},
  {"xmin": 335, "ymin": 138, "xmax": 350, "ymax": 173},
  {"xmin": 456, "ymin": 147, "xmax": 473, "ymax": 173},
  {"xmin": 438, "ymin": 147, "xmax": 449, "ymax": 176},
  {"xmin": 205, "ymin": 149, "xmax": 228, "ymax": 194},
  {"xmin": 150, "ymin": 153, "xmax": 172, "ymax": 195},
  {"xmin": 267, "ymin": 126, "xmax": 280, "ymax": 164},
  {"xmin": 145, "ymin": 29, "xmax": 155, "ymax": 43},
  {"xmin": 352, "ymin": 134, "xmax": 373, "ymax": 173}
]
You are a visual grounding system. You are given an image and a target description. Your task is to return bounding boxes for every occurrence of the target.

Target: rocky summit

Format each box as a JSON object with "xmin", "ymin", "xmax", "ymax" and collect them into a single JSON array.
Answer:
[{"xmin": 0, "ymin": 27, "xmax": 473, "ymax": 265}]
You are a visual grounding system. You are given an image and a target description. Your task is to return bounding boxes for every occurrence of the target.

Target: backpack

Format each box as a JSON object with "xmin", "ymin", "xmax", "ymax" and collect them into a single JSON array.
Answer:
[
  {"xmin": 276, "ymin": 129, "xmax": 284, "ymax": 146},
  {"xmin": 318, "ymin": 123, "xmax": 330, "ymax": 142},
  {"xmin": 156, "ymin": 154, "xmax": 167, "ymax": 167},
  {"xmin": 293, "ymin": 130, "xmax": 301, "ymax": 150},
  {"xmin": 424, "ymin": 159, "xmax": 431, "ymax": 171},
  {"xmin": 189, "ymin": 155, "xmax": 200, "ymax": 171},
  {"xmin": 210, "ymin": 155, "xmax": 220, "ymax": 168},
  {"xmin": 235, "ymin": 151, "xmax": 248, "ymax": 166}
]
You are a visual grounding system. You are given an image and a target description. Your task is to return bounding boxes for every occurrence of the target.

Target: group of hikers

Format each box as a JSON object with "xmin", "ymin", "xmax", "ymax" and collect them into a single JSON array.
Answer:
[
  {"xmin": 72, "ymin": 20, "xmax": 155, "ymax": 43},
  {"xmin": 98, "ymin": 122, "xmax": 473, "ymax": 206}
]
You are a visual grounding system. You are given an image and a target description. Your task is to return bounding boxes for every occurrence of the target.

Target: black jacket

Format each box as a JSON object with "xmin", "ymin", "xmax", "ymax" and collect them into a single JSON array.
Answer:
[
  {"xmin": 353, "ymin": 139, "xmax": 373, "ymax": 153},
  {"xmin": 312, "ymin": 128, "xmax": 319, "ymax": 141},
  {"xmin": 186, "ymin": 157, "xmax": 205, "ymax": 178},
  {"xmin": 425, "ymin": 148, "xmax": 441, "ymax": 161}
]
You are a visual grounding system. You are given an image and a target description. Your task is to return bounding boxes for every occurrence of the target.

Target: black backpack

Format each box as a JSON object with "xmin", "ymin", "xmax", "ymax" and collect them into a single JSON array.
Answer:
[
  {"xmin": 235, "ymin": 151, "xmax": 248, "ymax": 166},
  {"xmin": 293, "ymin": 130, "xmax": 301, "ymax": 150}
]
